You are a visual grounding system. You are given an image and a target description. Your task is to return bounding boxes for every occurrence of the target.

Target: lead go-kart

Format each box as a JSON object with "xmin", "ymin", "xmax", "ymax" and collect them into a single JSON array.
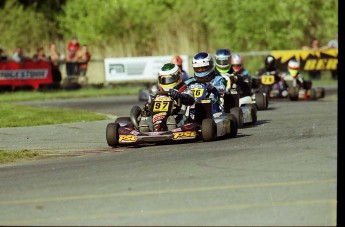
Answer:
[
  {"xmin": 106, "ymin": 89, "xmax": 238, "ymax": 148},
  {"xmin": 283, "ymin": 74, "xmax": 325, "ymax": 101}
]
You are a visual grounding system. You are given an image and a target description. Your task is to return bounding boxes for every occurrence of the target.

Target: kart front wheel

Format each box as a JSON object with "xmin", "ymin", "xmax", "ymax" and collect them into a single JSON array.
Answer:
[
  {"xmin": 106, "ymin": 123, "xmax": 119, "ymax": 147},
  {"xmin": 201, "ymin": 118, "xmax": 216, "ymax": 142}
]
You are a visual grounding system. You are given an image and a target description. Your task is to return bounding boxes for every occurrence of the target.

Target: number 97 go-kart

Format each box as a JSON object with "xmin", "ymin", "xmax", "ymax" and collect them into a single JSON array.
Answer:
[{"xmin": 106, "ymin": 89, "xmax": 238, "ymax": 147}]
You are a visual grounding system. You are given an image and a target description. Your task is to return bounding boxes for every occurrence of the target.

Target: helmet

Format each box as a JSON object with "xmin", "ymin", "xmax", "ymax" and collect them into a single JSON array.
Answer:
[
  {"xmin": 215, "ymin": 48, "xmax": 231, "ymax": 73},
  {"xmin": 287, "ymin": 59, "xmax": 300, "ymax": 77},
  {"xmin": 265, "ymin": 55, "xmax": 276, "ymax": 70},
  {"xmin": 171, "ymin": 56, "xmax": 183, "ymax": 68},
  {"xmin": 230, "ymin": 54, "xmax": 244, "ymax": 72},
  {"xmin": 158, "ymin": 63, "xmax": 182, "ymax": 91},
  {"xmin": 192, "ymin": 52, "xmax": 215, "ymax": 82}
]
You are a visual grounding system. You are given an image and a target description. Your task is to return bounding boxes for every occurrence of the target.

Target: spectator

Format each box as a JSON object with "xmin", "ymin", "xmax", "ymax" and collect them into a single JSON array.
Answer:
[
  {"xmin": 308, "ymin": 39, "xmax": 322, "ymax": 80},
  {"xmin": 65, "ymin": 36, "xmax": 80, "ymax": 76},
  {"xmin": 76, "ymin": 44, "xmax": 91, "ymax": 76},
  {"xmin": 0, "ymin": 48, "xmax": 8, "ymax": 61},
  {"xmin": 12, "ymin": 46, "xmax": 29, "ymax": 63},
  {"xmin": 48, "ymin": 43, "xmax": 62, "ymax": 86},
  {"xmin": 322, "ymin": 33, "xmax": 338, "ymax": 80},
  {"xmin": 171, "ymin": 55, "xmax": 189, "ymax": 81},
  {"xmin": 32, "ymin": 47, "xmax": 48, "ymax": 62}
]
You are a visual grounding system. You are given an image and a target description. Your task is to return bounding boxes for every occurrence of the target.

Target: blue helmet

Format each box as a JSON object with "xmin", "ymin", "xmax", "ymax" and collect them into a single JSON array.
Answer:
[
  {"xmin": 192, "ymin": 52, "xmax": 215, "ymax": 82},
  {"xmin": 215, "ymin": 48, "xmax": 231, "ymax": 73}
]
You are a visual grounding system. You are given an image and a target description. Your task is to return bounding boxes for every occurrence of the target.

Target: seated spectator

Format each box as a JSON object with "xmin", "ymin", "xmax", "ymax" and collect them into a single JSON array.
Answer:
[
  {"xmin": 32, "ymin": 47, "xmax": 48, "ymax": 62},
  {"xmin": 76, "ymin": 44, "xmax": 91, "ymax": 76},
  {"xmin": 0, "ymin": 48, "xmax": 8, "ymax": 61}
]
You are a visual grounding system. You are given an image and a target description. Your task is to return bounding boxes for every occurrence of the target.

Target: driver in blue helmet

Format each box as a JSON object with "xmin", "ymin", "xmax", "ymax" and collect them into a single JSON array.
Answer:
[{"xmin": 184, "ymin": 52, "xmax": 227, "ymax": 115}]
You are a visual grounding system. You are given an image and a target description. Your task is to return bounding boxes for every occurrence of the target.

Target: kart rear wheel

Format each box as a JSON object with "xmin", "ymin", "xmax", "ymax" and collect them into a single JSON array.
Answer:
[
  {"xmin": 230, "ymin": 107, "xmax": 243, "ymax": 128},
  {"xmin": 106, "ymin": 122, "xmax": 119, "ymax": 147},
  {"xmin": 201, "ymin": 118, "xmax": 216, "ymax": 142},
  {"xmin": 228, "ymin": 114, "xmax": 238, "ymax": 138},
  {"xmin": 288, "ymin": 87, "xmax": 299, "ymax": 101},
  {"xmin": 255, "ymin": 92, "xmax": 267, "ymax": 110},
  {"xmin": 247, "ymin": 104, "xmax": 257, "ymax": 124},
  {"xmin": 308, "ymin": 88, "xmax": 317, "ymax": 100}
]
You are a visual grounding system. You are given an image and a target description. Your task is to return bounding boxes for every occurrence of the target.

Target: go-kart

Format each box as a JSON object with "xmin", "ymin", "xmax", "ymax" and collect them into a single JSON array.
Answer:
[
  {"xmin": 221, "ymin": 85, "xmax": 257, "ymax": 128},
  {"xmin": 253, "ymin": 72, "xmax": 288, "ymax": 99},
  {"xmin": 283, "ymin": 75, "xmax": 325, "ymax": 101},
  {"xmin": 106, "ymin": 90, "xmax": 238, "ymax": 148}
]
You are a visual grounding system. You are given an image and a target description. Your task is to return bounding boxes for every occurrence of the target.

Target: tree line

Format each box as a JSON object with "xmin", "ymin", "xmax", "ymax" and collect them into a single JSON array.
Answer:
[{"xmin": 0, "ymin": 0, "xmax": 338, "ymax": 59}]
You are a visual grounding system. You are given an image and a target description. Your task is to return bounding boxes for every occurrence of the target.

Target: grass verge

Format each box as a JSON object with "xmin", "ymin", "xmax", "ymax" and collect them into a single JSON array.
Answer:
[
  {"xmin": 0, "ymin": 150, "xmax": 41, "ymax": 164},
  {"xmin": 0, "ymin": 103, "xmax": 110, "ymax": 127},
  {"xmin": 0, "ymin": 85, "xmax": 145, "ymax": 102}
]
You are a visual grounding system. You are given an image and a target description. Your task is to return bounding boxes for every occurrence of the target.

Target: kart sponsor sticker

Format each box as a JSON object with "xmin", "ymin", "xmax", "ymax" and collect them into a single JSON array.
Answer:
[
  {"xmin": 155, "ymin": 96, "xmax": 171, "ymax": 101},
  {"xmin": 191, "ymin": 88, "xmax": 205, "ymax": 98},
  {"xmin": 261, "ymin": 75, "xmax": 275, "ymax": 85},
  {"xmin": 153, "ymin": 101, "xmax": 170, "ymax": 112},
  {"xmin": 173, "ymin": 131, "xmax": 196, "ymax": 140},
  {"xmin": 119, "ymin": 135, "xmax": 137, "ymax": 142}
]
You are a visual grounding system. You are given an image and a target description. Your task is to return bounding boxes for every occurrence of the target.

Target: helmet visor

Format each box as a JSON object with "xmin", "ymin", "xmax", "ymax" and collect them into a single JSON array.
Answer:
[
  {"xmin": 288, "ymin": 69, "xmax": 298, "ymax": 77},
  {"xmin": 216, "ymin": 59, "xmax": 230, "ymax": 67},
  {"xmin": 232, "ymin": 65, "xmax": 242, "ymax": 72},
  {"xmin": 194, "ymin": 65, "xmax": 212, "ymax": 73},
  {"xmin": 158, "ymin": 71, "xmax": 180, "ymax": 85}
]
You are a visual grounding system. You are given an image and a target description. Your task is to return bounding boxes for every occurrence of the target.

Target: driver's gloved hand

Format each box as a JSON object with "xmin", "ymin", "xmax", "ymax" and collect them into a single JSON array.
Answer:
[
  {"xmin": 169, "ymin": 89, "xmax": 181, "ymax": 100},
  {"xmin": 206, "ymin": 82, "xmax": 215, "ymax": 93}
]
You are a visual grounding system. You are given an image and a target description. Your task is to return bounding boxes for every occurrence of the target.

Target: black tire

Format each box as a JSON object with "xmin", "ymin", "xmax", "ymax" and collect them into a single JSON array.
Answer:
[
  {"xmin": 247, "ymin": 104, "xmax": 258, "ymax": 124},
  {"xmin": 288, "ymin": 87, "xmax": 299, "ymax": 101},
  {"xmin": 228, "ymin": 114, "xmax": 238, "ymax": 138},
  {"xmin": 320, "ymin": 87, "xmax": 326, "ymax": 98},
  {"xmin": 255, "ymin": 92, "xmax": 267, "ymax": 110},
  {"xmin": 230, "ymin": 107, "xmax": 243, "ymax": 128},
  {"xmin": 201, "ymin": 118, "xmax": 216, "ymax": 142},
  {"xmin": 308, "ymin": 88, "xmax": 317, "ymax": 101},
  {"xmin": 106, "ymin": 123, "xmax": 119, "ymax": 147}
]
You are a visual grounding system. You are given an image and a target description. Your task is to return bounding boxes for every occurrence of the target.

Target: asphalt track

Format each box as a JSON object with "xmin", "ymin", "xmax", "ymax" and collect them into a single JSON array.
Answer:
[{"xmin": 0, "ymin": 86, "xmax": 338, "ymax": 226}]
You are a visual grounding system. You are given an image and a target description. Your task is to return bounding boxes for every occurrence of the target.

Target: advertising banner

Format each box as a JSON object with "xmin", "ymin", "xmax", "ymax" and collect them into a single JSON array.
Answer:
[
  {"xmin": 0, "ymin": 60, "xmax": 53, "ymax": 89},
  {"xmin": 104, "ymin": 55, "xmax": 189, "ymax": 82},
  {"xmin": 271, "ymin": 49, "xmax": 338, "ymax": 72}
]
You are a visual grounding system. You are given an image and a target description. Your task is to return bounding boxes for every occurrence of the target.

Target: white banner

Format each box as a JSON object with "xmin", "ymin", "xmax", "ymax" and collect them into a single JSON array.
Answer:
[{"xmin": 104, "ymin": 55, "xmax": 189, "ymax": 82}]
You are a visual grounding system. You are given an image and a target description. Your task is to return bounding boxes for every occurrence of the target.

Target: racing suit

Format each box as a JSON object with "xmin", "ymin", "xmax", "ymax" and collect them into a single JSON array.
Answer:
[
  {"xmin": 184, "ymin": 72, "xmax": 227, "ymax": 116},
  {"xmin": 255, "ymin": 68, "xmax": 285, "ymax": 93},
  {"xmin": 234, "ymin": 69, "xmax": 253, "ymax": 97},
  {"xmin": 140, "ymin": 83, "xmax": 195, "ymax": 131}
]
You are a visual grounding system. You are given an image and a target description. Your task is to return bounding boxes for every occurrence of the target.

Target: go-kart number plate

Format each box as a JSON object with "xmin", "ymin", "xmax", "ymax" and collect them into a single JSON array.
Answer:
[
  {"xmin": 261, "ymin": 75, "xmax": 275, "ymax": 85},
  {"xmin": 192, "ymin": 88, "xmax": 204, "ymax": 98},
  {"xmin": 119, "ymin": 135, "xmax": 137, "ymax": 142},
  {"xmin": 153, "ymin": 101, "xmax": 170, "ymax": 112}
]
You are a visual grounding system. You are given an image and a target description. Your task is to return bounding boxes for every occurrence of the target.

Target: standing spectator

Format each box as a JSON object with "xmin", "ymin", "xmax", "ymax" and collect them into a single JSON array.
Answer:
[
  {"xmin": 65, "ymin": 36, "xmax": 80, "ymax": 76},
  {"xmin": 308, "ymin": 39, "xmax": 322, "ymax": 80},
  {"xmin": 48, "ymin": 43, "xmax": 62, "ymax": 86},
  {"xmin": 0, "ymin": 48, "xmax": 8, "ymax": 61},
  {"xmin": 171, "ymin": 55, "xmax": 189, "ymax": 81},
  {"xmin": 76, "ymin": 44, "xmax": 91, "ymax": 76},
  {"xmin": 322, "ymin": 33, "xmax": 338, "ymax": 80},
  {"xmin": 32, "ymin": 47, "xmax": 48, "ymax": 62},
  {"xmin": 12, "ymin": 46, "xmax": 29, "ymax": 63}
]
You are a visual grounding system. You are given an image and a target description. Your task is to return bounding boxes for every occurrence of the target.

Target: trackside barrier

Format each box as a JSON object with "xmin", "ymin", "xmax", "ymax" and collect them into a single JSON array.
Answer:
[{"xmin": 0, "ymin": 60, "xmax": 53, "ymax": 90}]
